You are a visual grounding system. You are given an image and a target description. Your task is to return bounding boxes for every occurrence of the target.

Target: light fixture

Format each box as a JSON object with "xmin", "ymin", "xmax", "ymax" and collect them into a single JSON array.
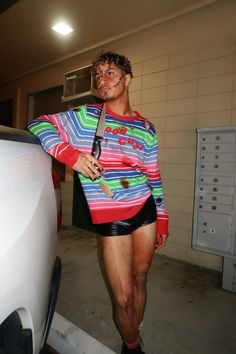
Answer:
[{"xmin": 52, "ymin": 23, "xmax": 74, "ymax": 35}]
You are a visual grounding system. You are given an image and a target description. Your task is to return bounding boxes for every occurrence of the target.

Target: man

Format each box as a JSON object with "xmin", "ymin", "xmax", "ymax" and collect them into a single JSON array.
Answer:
[{"xmin": 29, "ymin": 51, "xmax": 168, "ymax": 354}]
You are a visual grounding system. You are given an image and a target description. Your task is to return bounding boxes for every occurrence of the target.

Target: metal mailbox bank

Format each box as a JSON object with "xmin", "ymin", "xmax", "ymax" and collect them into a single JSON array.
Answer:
[{"xmin": 192, "ymin": 126, "xmax": 236, "ymax": 293}]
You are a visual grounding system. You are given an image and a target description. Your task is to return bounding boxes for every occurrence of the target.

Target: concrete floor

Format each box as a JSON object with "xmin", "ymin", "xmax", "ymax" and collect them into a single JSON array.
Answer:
[
  {"xmin": 41, "ymin": 344, "xmax": 59, "ymax": 354},
  {"xmin": 55, "ymin": 226, "xmax": 236, "ymax": 354}
]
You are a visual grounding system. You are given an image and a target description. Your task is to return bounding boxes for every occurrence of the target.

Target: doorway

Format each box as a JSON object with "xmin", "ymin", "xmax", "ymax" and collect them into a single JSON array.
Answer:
[{"xmin": 0, "ymin": 99, "xmax": 13, "ymax": 127}]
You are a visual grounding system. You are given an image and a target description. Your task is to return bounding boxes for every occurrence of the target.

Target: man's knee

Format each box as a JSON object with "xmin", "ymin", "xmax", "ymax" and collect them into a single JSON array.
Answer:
[
  {"xmin": 133, "ymin": 263, "xmax": 149, "ymax": 287},
  {"xmin": 115, "ymin": 290, "xmax": 133, "ymax": 310}
]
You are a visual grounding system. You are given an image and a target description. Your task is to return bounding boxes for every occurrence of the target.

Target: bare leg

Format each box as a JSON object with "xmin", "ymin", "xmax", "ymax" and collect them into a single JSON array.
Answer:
[
  {"xmin": 101, "ymin": 235, "xmax": 136, "ymax": 343},
  {"xmin": 101, "ymin": 222, "xmax": 156, "ymax": 344},
  {"xmin": 132, "ymin": 222, "xmax": 156, "ymax": 329}
]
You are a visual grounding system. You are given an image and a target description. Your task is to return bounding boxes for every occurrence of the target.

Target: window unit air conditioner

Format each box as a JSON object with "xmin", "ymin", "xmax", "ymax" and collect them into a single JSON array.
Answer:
[{"xmin": 61, "ymin": 65, "xmax": 100, "ymax": 104}]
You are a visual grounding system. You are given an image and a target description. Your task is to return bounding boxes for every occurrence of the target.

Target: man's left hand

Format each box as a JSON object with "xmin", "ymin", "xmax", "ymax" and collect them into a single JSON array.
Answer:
[{"xmin": 155, "ymin": 234, "xmax": 168, "ymax": 249}]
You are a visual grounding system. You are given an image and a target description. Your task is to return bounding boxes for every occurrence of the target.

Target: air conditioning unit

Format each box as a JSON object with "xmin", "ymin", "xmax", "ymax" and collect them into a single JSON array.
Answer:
[{"xmin": 61, "ymin": 65, "xmax": 100, "ymax": 104}]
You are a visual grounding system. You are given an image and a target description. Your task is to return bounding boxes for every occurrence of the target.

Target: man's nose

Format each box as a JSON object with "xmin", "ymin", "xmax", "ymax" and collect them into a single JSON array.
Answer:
[{"xmin": 99, "ymin": 74, "xmax": 108, "ymax": 85}]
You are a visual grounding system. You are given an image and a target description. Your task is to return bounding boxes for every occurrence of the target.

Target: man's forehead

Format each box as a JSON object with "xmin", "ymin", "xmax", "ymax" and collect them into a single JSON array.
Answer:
[{"xmin": 95, "ymin": 62, "xmax": 119, "ymax": 72}]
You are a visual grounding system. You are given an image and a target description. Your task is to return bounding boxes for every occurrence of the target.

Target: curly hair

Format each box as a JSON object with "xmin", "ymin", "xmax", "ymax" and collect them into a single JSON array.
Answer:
[{"xmin": 91, "ymin": 51, "xmax": 133, "ymax": 78}]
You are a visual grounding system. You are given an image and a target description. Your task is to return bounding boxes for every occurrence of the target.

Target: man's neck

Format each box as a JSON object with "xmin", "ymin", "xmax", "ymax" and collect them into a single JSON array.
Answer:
[{"xmin": 106, "ymin": 100, "xmax": 134, "ymax": 117}]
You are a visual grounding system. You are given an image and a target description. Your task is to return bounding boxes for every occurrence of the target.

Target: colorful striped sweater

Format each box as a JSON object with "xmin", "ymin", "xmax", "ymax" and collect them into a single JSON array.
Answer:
[{"xmin": 28, "ymin": 104, "xmax": 168, "ymax": 234}]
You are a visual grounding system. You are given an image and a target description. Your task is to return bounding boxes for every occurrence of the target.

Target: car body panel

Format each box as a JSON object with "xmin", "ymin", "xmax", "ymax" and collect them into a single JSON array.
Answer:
[{"xmin": 0, "ymin": 126, "xmax": 58, "ymax": 354}]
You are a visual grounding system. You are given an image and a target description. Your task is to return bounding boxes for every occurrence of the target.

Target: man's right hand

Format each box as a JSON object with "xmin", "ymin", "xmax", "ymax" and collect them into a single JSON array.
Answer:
[{"xmin": 72, "ymin": 153, "xmax": 103, "ymax": 180}]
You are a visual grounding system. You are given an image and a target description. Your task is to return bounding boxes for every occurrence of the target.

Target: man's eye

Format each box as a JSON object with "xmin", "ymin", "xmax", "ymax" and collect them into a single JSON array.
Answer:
[
  {"xmin": 95, "ymin": 75, "xmax": 101, "ymax": 81},
  {"xmin": 106, "ymin": 70, "xmax": 114, "ymax": 77}
]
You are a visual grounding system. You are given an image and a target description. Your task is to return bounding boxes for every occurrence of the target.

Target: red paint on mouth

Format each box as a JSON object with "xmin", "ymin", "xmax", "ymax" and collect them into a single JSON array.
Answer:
[{"xmin": 99, "ymin": 86, "xmax": 110, "ymax": 97}]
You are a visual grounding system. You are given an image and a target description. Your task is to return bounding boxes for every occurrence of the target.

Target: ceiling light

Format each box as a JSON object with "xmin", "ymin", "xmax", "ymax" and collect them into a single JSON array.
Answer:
[{"xmin": 52, "ymin": 23, "xmax": 74, "ymax": 35}]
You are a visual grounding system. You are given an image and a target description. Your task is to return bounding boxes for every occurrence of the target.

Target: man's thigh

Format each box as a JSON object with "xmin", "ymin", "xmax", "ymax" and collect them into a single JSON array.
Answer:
[
  {"xmin": 101, "ymin": 235, "xmax": 133, "ymax": 300},
  {"xmin": 132, "ymin": 222, "xmax": 156, "ymax": 272}
]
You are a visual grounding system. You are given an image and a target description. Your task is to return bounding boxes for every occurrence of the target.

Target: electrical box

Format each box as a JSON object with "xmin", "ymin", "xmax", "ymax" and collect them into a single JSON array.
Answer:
[
  {"xmin": 192, "ymin": 126, "xmax": 236, "ymax": 292},
  {"xmin": 61, "ymin": 65, "xmax": 99, "ymax": 103}
]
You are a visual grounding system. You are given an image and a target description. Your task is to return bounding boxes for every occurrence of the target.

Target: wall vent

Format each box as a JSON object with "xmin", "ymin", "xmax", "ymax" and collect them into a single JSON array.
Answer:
[{"xmin": 62, "ymin": 65, "xmax": 100, "ymax": 104}]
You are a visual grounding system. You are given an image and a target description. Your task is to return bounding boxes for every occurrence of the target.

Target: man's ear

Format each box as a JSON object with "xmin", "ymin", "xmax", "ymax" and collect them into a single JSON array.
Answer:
[{"xmin": 125, "ymin": 74, "xmax": 132, "ymax": 87}]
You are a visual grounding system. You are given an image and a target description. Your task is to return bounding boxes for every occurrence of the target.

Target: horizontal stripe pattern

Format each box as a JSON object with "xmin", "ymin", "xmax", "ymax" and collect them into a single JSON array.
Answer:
[{"xmin": 28, "ymin": 103, "xmax": 168, "ymax": 233}]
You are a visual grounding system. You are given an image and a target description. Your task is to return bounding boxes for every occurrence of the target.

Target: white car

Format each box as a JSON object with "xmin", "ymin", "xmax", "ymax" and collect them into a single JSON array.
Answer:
[{"xmin": 0, "ymin": 126, "xmax": 61, "ymax": 354}]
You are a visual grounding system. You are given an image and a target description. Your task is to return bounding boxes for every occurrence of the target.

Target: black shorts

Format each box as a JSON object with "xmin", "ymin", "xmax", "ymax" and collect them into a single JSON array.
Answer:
[{"xmin": 96, "ymin": 195, "xmax": 156, "ymax": 236}]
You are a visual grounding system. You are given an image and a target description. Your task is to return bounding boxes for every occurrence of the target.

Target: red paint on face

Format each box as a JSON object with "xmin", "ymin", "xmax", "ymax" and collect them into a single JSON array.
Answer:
[{"xmin": 95, "ymin": 63, "xmax": 126, "ymax": 101}]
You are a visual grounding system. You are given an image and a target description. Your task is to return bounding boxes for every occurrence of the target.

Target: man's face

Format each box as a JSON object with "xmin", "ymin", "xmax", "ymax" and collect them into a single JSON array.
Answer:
[{"xmin": 94, "ymin": 62, "xmax": 129, "ymax": 101}]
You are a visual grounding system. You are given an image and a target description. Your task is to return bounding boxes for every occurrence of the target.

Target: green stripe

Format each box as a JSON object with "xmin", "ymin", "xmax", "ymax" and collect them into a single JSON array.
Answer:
[
  {"xmin": 76, "ymin": 106, "xmax": 97, "ymax": 130},
  {"xmin": 152, "ymin": 187, "xmax": 163, "ymax": 197},
  {"xmin": 80, "ymin": 175, "xmax": 148, "ymax": 189},
  {"xmin": 29, "ymin": 122, "xmax": 57, "ymax": 135},
  {"xmin": 100, "ymin": 175, "xmax": 147, "ymax": 189}
]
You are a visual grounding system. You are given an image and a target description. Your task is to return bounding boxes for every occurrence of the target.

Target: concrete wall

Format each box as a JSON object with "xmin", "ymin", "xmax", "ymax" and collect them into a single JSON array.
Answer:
[{"xmin": 1, "ymin": 0, "xmax": 236, "ymax": 270}]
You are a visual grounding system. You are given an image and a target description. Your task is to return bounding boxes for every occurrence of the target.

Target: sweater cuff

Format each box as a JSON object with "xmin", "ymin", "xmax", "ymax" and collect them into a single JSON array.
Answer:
[
  {"xmin": 156, "ymin": 214, "xmax": 168, "ymax": 235},
  {"xmin": 55, "ymin": 143, "xmax": 80, "ymax": 168}
]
